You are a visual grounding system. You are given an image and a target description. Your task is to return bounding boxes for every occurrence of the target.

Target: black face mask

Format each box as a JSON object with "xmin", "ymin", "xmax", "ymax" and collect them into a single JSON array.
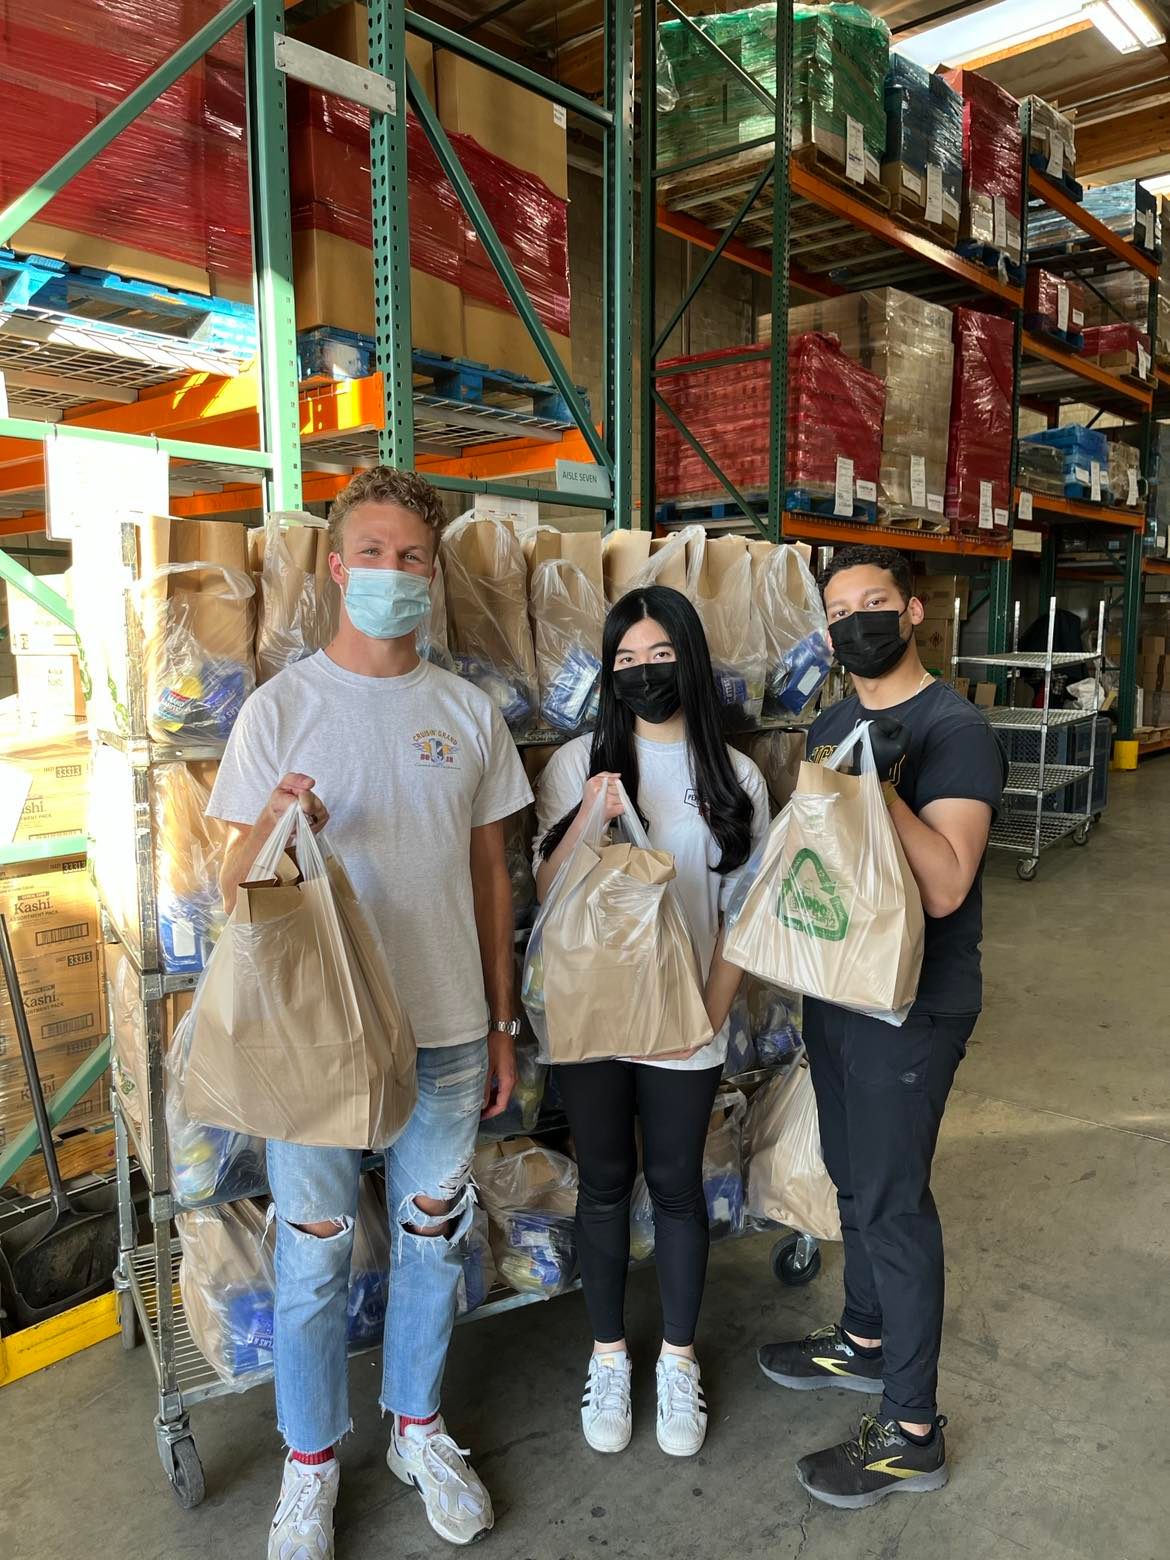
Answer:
[
  {"xmin": 613, "ymin": 662, "xmax": 681, "ymax": 724},
  {"xmin": 830, "ymin": 609, "xmax": 912, "ymax": 680}
]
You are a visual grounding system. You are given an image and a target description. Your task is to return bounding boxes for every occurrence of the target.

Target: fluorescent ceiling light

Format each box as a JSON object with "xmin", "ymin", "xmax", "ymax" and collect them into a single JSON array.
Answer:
[
  {"xmin": 1109, "ymin": 0, "xmax": 1166, "ymax": 45},
  {"xmin": 1142, "ymin": 173, "xmax": 1170, "ymax": 196},
  {"xmin": 896, "ymin": 1, "xmax": 1085, "ymax": 70},
  {"xmin": 1084, "ymin": 0, "xmax": 1165, "ymax": 51}
]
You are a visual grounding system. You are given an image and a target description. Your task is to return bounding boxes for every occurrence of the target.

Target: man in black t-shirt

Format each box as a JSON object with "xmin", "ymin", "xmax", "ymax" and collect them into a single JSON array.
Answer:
[{"xmin": 757, "ymin": 544, "xmax": 1005, "ymax": 1511}]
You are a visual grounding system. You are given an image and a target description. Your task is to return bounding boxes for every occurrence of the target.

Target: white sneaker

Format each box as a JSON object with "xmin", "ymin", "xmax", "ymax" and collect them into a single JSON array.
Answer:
[
  {"xmin": 387, "ymin": 1417, "xmax": 493, "ymax": 1545},
  {"xmin": 655, "ymin": 1356, "xmax": 708, "ymax": 1457},
  {"xmin": 268, "ymin": 1454, "xmax": 339, "ymax": 1560},
  {"xmin": 581, "ymin": 1350, "xmax": 633, "ymax": 1453}
]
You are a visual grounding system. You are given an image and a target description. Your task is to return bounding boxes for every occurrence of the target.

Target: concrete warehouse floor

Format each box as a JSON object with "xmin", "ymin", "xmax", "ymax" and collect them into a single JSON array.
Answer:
[{"xmin": 2, "ymin": 764, "xmax": 1168, "ymax": 1560}]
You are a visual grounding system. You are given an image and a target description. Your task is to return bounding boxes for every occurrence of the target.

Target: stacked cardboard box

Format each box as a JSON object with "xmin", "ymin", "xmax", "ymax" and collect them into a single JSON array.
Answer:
[
  {"xmin": 1140, "ymin": 612, "xmax": 1170, "ymax": 725},
  {"xmin": 914, "ymin": 572, "xmax": 966, "ymax": 676},
  {"xmin": 0, "ymin": 723, "xmax": 90, "ymax": 849},
  {"xmin": 945, "ymin": 309, "xmax": 1014, "ymax": 539},
  {"xmin": 1021, "ymin": 96, "xmax": 1076, "ymax": 182},
  {"xmin": 1081, "ymin": 324, "xmax": 1153, "ymax": 383},
  {"xmin": 882, "ymin": 55, "xmax": 962, "ymax": 238},
  {"xmin": 4, "ymin": 572, "xmax": 84, "ymax": 733},
  {"xmin": 1146, "ymin": 425, "xmax": 1170, "ymax": 558},
  {"xmin": 941, "ymin": 68, "xmax": 1022, "ymax": 263}
]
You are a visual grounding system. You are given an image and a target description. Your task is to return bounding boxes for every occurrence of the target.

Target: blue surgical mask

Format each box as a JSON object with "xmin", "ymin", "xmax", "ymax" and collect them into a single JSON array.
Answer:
[{"xmin": 343, "ymin": 566, "xmax": 431, "ymax": 640}]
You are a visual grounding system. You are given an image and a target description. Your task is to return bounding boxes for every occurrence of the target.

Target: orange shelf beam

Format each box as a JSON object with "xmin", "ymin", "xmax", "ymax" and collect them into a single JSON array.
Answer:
[
  {"xmin": 1157, "ymin": 366, "xmax": 1170, "ymax": 391},
  {"xmin": 1029, "ymin": 171, "xmax": 1158, "ymax": 281},
  {"xmin": 654, "ymin": 203, "xmax": 840, "ymax": 297},
  {"xmin": 1022, "ymin": 332, "xmax": 1153, "ymax": 409},
  {"xmin": 1144, "ymin": 557, "xmax": 1170, "ymax": 576},
  {"xmin": 1014, "ymin": 488, "xmax": 1145, "ymax": 530},
  {"xmin": 781, "ymin": 511, "xmax": 1011, "ymax": 559}
]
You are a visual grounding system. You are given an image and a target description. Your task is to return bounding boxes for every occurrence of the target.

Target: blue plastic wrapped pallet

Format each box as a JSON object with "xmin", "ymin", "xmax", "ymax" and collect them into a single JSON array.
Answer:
[
  {"xmin": 1028, "ymin": 179, "xmax": 1160, "ymax": 259},
  {"xmin": 882, "ymin": 54, "xmax": 962, "ymax": 237},
  {"xmin": 1022, "ymin": 426, "xmax": 1111, "ymax": 502}
]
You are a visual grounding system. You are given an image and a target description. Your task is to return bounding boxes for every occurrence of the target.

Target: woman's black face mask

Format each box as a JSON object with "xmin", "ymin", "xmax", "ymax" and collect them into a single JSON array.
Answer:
[
  {"xmin": 612, "ymin": 661, "xmax": 681, "ymax": 723},
  {"xmin": 830, "ymin": 608, "xmax": 912, "ymax": 680}
]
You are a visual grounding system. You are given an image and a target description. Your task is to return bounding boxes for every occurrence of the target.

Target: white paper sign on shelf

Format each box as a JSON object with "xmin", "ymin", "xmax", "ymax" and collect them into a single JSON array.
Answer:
[
  {"xmin": 1127, "ymin": 468, "xmax": 1139, "ymax": 506},
  {"xmin": 1090, "ymin": 461, "xmax": 1102, "ymax": 502},
  {"xmin": 845, "ymin": 116, "xmax": 865, "ymax": 183},
  {"xmin": 927, "ymin": 492, "xmax": 945, "ymax": 515},
  {"xmin": 552, "ymin": 103, "xmax": 567, "ymax": 129},
  {"xmin": 1142, "ymin": 209, "xmax": 1155, "ymax": 250},
  {"xmin": 1057, "ymin": 282, "xmax": 1070, "ymax": 333},
  {"xmin": 993, "ymin": 194, "xmax": 1008, "ymax": 249},
  {"xmin": 865, "ymin": 150, "xmax": 880, "ymax": 182},
  {"xmin": 994, "ymin": 508, "xmax": 1009, "ymax": 529},
  {"xmin": 903, "ymin": 169, "xmax": 923, "ymax": 197},
  {"xmin": 1072, "ymin": 307, "xmax": 1084, "ymax": 328},
  {"xmin": 909, "ymin": 453, "xmax": 926, "ymax": 508},
  {"xmin": 555, "ymin": 458, "xmax": 611, "ymax": 499},
  {"xmin": 834, "ymin": 455, "xmax": 855, "ymax": 515},
  {"xmin": 1018, "ymin": 490, "xmax": 1034, "ymax": 522},
  {"xmin": 979, "ymin": 480, "xmax": 994, "ymax": 529},
  {"xmin": 1138, "ymin": 341, "xmax": 1150, "ymax": 380},
  {"xmin": 46, "ymin": 431, "xmax": 169, "ymax": 542},
  {"xmin": 925, "ymin": 163, "xmax": 943, "ymax": 225},
  {"xmin": 1047, "ymin": 139, "xmax": 1064, "ymax": 181},
  {"xmin": 1013, "ymin": 528, "xmax": 1043, "ymax": 554},
  {"xmin": 855, "ymin": 479, "xmax": 877, "ymax": 502},
  {"xmin": 1074, "ymin": 465, "xmax": 1090, "ymax": 484}
]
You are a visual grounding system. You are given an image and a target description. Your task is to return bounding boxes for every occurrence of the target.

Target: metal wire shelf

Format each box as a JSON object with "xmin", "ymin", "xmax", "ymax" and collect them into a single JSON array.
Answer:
[
  {"xmin": 984, "ymin": 707, "xmax": 1097, "ymax": 730},
  {"xmin": 1004, "ymin": 762, "xmax": 1092, "ymax": 797},
  {"xmin": 988, "ymin": 811, "xmax": 1086, "ymax": 856},
  {"xmin": 956, "ymin": 648, "xmax": 1101, "ymax": 670}
]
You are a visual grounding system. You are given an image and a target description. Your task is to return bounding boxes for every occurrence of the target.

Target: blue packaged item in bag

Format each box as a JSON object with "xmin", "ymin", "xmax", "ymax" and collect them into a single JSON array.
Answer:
[
  {"xmin": 703, "ymin": 1089, "xmax": 747, "ymax": 1236},
  {"xmin": 542, "ymin": 644, "xmax": 602, "ymax": 732},
  {"xmin": 771, "ymin": 632, "xmax": 832, "ymax": 714},
  {"xmin": 225, "ymin": 1287, "xmax": 274, "ymax": 1376},
  {"xmin": 454, "ymin": 654, "xmax": 534, "ymax": 728},
  {"xmin": 154, "ymin": 659, "xmax": 249, "ymax": 742},
  {"xmin": 346, "ymin": 1270, "xmax": 388, "ymax": 1348},
  {"xmin": 723, "ymin": 992, "xmax": 757, "ymax": 1078},
  {"xmin": 478, "ymin": 1144, "xmax": 579, "ymax": 1298}
]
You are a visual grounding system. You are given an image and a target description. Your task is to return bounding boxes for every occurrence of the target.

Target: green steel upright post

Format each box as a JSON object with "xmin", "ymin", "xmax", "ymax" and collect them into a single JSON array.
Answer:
[
  {"xmin": 604, "ymin": 0, "xmax": 636, "ymax": 529},
  {"xmin": 247, "ymin": 0, "xmax": 303, "ymax": 509},
  {"xmin": 368, "ymin": 0, "xmax": 415, "ymax": 466},
  {"xmin": 766, "ymin": 0, "xmax": 792, "ymax": 547},
  {"xmin": 1118, "ymin": 530, "xmax": 1142, "ymax": 740},
  {"xmin": 639, "ymin": 4, "xmax": 659, "ymax": 531}
]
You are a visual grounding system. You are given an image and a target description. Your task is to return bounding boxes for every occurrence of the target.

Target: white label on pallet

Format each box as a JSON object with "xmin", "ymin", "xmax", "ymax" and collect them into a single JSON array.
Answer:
[
  {"xmin": 1072, "ymin": 307, "xmax": 1084, "ymax": 327},
  {"xmin": 1047, "ymin": 138, "xmax": 1064, "ymax": 181},
  {"xmin": 910, "ymin": 453, "xmax": 927, "ymax": 507},
  {"xmin": 855, "ymin": 478, "xmax": 877, "ymax": 501},
  {"xmin": 1014, "ymin": 527, "xmax": 1043, "ymax": 553},
  {"xmin": 865, "ymin": 149, "xmax": 880, "ymax": 181},
  {"xmin": 1138, "ymin": 340, "xmax": 1151, "ymax": 379},
  {"xmin": 0, "ymin": 370, "xmax": 7, "ymax": 419},
  {"xmin": 553, "ymin": 103, "xmax": 567, "ymax": 129},
  {"xmin": 1128, "ymin": 468, "xmax": 1140, "ymax": 506},
  {"xmin": 994, "ymin": 507, "xmax": 1009, "ymax": 528},
  {"xmin": 927, "ymin": 492, "xmax": 945, "ymax": 514},
  {"xmin": 834, "ymin": 455, "xmax": 855, "ymax": 514},
  {"xmin": 1074, "ymin": 465, "xmax": 1090, "ymax": 484},
  {"xmin": 1142, "ymin": 209, "xmax": 1156, "ymax": 250},
  {"xmin": 1090, "ymin": 460, "xmax": 1102, "ymax": 502},
  {"xmin": 925, "ymin": 162, "xmax": 943, "ymax": 225},
  {"xmin": 942, "ymin": 192, "xmax": 960, "ymax": 220},
  {"xmin": 903, "ymin": 168, "xmax": 923, "ymax": 197},
  {"xmin": 979, "ymin": 480, "xmax": 994, "ymax": 529},
  {"xmin": 1057, "ymin": 281, "xmax": 1070, "ymax": 333},
  {"xmin": 846, "ymin": 116, "xmax": 865, "ymax": 183},
  {"xmin": 1018, "ymin": 490, "xmax": 1034, "ymax": 521},
  {"xmin": 993, "ymin": 193, "xmax": 1008, "ymax": 249}
]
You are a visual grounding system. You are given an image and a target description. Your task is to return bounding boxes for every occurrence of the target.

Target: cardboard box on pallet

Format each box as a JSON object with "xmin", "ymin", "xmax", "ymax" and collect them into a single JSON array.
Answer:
[
  {"xmin": 0, "ymin": 854, "xmax": 101, "ymax": 964},
  {"xmin": 0, "ymin": 723, "xmax": 90, "ymax": 846},
  {"xmin": 4, "ymin": 571, "xmax": 75, "ymax": 656},
  {"xmin": 1021, "ymin": 96, "xmax": 1076, "ymax": 182},
  {"xmin": 0, "ymin": 1075, "xmax": 110, "ymax": 1154},
  {"xmin": 436, "ymin": 51, "xmax": 568, "ymax": 200},
  {"xmin": 882, "ymin": 55, "xmax": 962, "ymax": 237},
  {"xmin": 945, "ymin": 308, "xmax": 1014, "ymax": 539},
  {"xmin": 0, "ymin": 951, "xmax": 106, "ymax": 1057},
  {"xmin": 14, "ymin": 654, "xmax": 86, "ymax": 725},
  {"xmin": 940, "ymin": 67, "xmax": 1023, "ymax": 263},
  {"xmin": 290, "ymin": 0, "xmax": 436, "ymax": 104}
]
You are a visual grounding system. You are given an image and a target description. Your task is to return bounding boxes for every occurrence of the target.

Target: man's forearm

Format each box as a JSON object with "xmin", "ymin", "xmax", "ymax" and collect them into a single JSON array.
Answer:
[
  {"xmin": 473, "ymin": 852, "xmax": 517, "ymax": 1020},
  {"xmin": 888, "ymin": 797, "xmax": 968, "ymax": 918},
  {"xmin": 220, "ymin": 817, "xmax": 273, "ymax": 913}
]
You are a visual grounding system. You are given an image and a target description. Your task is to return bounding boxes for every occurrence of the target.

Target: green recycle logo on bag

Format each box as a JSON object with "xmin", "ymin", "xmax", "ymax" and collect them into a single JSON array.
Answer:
[{"xmin": 776, "ymin": 848, "xmax": 850, "ymax": 942}]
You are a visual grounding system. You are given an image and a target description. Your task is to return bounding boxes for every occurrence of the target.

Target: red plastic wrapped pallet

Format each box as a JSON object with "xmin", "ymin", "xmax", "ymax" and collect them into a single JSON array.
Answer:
[
  {"xmin": 654, "ymin": 335, "xmax": 885, "ymax": 509},
  {"xmin": 1081, "ymin": 324, "xmax": 1152, "ymax": 381},
  {"xmin": 945, "ymin": 309, "xmax": 1014, "ymax": 538},
  {"xmin": 940, "ymin": 67, "xmax": 1023, "ymax": 263},
  {"xmin": 0, "ymin": 0, "xmax": 250, "ymax": 286},
  {"xmin": 1024, "ymin": 270, "xmax": 1086, "ymax": 340},
  {"xmin": 288, "ymin": 87, "xmax": 570, "ymax": 336}
]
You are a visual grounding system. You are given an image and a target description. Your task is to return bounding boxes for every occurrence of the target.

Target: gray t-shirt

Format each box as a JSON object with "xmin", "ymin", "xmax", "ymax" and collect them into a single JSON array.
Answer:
[
  {"xmin": 535, "ymin": 733, "xmax": 770, "ymax": 1072},
  {"xmin": 208, "ymin": 651, "xmax": 533, "ymax": 1048}
]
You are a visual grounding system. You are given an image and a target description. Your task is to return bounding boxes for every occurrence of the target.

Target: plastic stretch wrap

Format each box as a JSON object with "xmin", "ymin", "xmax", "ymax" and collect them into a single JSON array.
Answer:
[
  {"xmin": 882, "ymin": 55, "xmax": 962, "ymax": 228},
  {"xmin": 704, "ymin": 1089, "xmax": 747, "ymax": 1236},
  {"xmin": 522, "ymin": 780, "xmax": 714, "ymax": 1064},
  {"xmin": 1022, "ymin": 425, "xmax": 1112, "ymax": 499},
  {"xmin": 749, "ymin": 545, "xmax": 831, "ymax": 716},
  {"xmin": 289, "ymin": 88, "xmax": 570, "ymax": 336},
  {"xmin": 1082, "ymin": 324, "xmax": 1152, "ymax": 379},
  {"xmin": 1029, "ymin": 180, "xmax": 1159, "ymax": 259},
  {"xmin": 1022, "ymin": 96, "xmax": 1076, "ymax": 180},
  {"xmin": 347, "ymin": 1175, "xmax": 391, "ymax": 1349},
  {"xmin": 140, "ymin": 563, "xmax": 256, "ymax": 746},
  {"xmin": 456, "ymin": 1207, "xmax": 498, "ymax": 1315},
  {"xmin": 685, "ymin": 535, "xmax": 767, "ymax": 725},
  {"xmin": 787, "ymin": 332, "xmax": 886, "ymax": 508},
  {"xmin": 441, "ymin": 516, "xmax": 538, "ymax": 730},
  {"xmin": 1149, "ymin": 425, "xmax": 1170, "ymax": 556},
  {"xmin": 731, "ymin": 727, "xmax": 806, "ymax": 814},
  {"xmin": 743, "ymin": 1061, "xmax": 841, "ymax": 1240},
  {"xmin": 629, "ymin": 1172, "xmax": 656, "ymax": 1261},
  {"xmin": 1081, "ymin": 268, "xmax": 1153, "ymax": 329},
  {"xmin": 940, "ymin": 68, "xmax": 1022, "ymax": 261},
  {"xmin": 748, "ymin": 978, "xmax": 803, "ymax": 1067},
  {"xmin": 506, "ymin": 810, "xmax": 538, "ymax": 930},
  {"xmin": 0, "ymin": 1, "xmax": 250, "ymax": 284},
  {"xmin": 418, "ymin": 558, "xmax": 454, "ymax": 671},
  {"xmin": 165, "ymin": 1008, "xmax": 268, "ymax": 1210},
  {"xmin": 182, "ymin": 806, "xmax": 417, "ymax": 1149},
  {"xmin": 529, "ymin": 558, "xmax": 604, "ymax": 734},
  {"xmin": 477, "ymin": 1145, "xmax": 579, "ymax": 1297},
  {"xmin": 1024, "ymin": 270, "xmax": 1086, "ymax": 336},
  {"xmin": 1108, "ymin": 441, "xmax": 1142, "ymax": 509},
  {"xmin": 255, "ymin": 516, "xmax": 340, "ymax": 684},
  {"xmin": 787, "ymin": 290, "xmax": 954, "ymax": 525},
  {"xmin": 945, "ymin": 308, "xmax": 1015, "ymax": 539},
  {"xmin": 1016, "ymin": 441, "xmax": 1065, "ymax": 497},
  {"xmin": 178, "ymin": 1198, "xmax": 274, "ymax": 1387},
  {"xmin": 724, "ymin": 722, "xmax": 925, "ymax": 1025},
  {"xmin": 153, "ymin": 761, "xmax": 232, "ymax": 974}
]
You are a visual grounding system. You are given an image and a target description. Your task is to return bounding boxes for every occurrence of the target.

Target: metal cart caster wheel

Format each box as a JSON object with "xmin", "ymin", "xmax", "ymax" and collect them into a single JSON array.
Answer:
[
  {"xmin": 772, "ymin": 1233, "xmax": 821, "ymax": 1287},
  {"xmin": 1073, "ymin": 821, "xmax": 1091, "ymax": 846},
  {"xmin": 168, "ymin": 1437, "xmax": 205, "ymax": 1510},
  {"xmin": 119, "ymin": 1289, "xmax": 140, "ymax": 1351},
  {"xmin": 1016, "ymin": 858, "xmax": 1038, "ymax": 881}
]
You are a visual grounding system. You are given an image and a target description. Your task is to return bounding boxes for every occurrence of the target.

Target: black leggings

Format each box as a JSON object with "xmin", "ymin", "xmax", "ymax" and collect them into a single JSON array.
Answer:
[{"xmin": 553, "ymin": 1059, "xmax": 723, "ymax": 1347}]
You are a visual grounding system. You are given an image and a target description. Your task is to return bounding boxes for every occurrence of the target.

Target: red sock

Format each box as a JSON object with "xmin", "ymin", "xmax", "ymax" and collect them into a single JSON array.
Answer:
[
  {"xmin": 397, "ymin": 1411, "xmax": 440, "ymax": 1435},
  {"xmin": 291, "ymin": 1447, "xmax": 335, "ymax": 1466}
]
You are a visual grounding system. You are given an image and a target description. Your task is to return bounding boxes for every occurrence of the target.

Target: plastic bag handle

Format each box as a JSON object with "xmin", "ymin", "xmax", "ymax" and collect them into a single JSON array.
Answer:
[
  {"xmin": 821, "ymin": 720, "xmax": 878, "ymax": 776},
  {"xmin": 246, "ymin": 802, "xmax": 327, "ymax": 885},
  {"xmin": 135, "ymin": 561, "xmax": 256, "ymax": 601}
]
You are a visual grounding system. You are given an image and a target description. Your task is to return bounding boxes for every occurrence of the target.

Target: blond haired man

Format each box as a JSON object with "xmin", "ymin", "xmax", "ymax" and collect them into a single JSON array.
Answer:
[{"xmin": 210, "ymin": 469, "xmax": 532, "ymax": 1555}]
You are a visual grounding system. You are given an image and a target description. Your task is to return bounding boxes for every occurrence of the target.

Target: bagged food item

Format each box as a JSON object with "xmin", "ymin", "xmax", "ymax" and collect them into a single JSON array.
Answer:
[
  {"xmin": 529, "ymin": 557, "xmax": 605, "ymax": 733},
  {"xmin": 166, "ymin": 1012, "xmax": 268, "ymax": 1209},
  {"xmin": 703, "ymin": 1088, "xmax": 746, "ymax": 1236},
  {"xmin": 731, "ymin": 727, "xmax": 805, "ymax": 813},
  {"xmin": 725, "ymin": 722, "xmax": 924, "ymax": 1024},
  {"xmin": 456, "ymin": 1206, "xmax": 498, "ymax": 1315},
  {"xmin": 255, "ymin": 512, "xmax": 340, "ymax": 683},
  {"xmin": 477, "ymin": 1144, "xmax": 578, "ymax": 1297},
  {"xmin": 184, "ymin": 805, "xmax": 417, "ymax": 1148},
  {"xmin": 685, "ymin": 534, "xmax": 766, "ymax": 725},
  {"xmin": 748, "ymin": 979, "xmax": 803, "ymax": 1068},
  {"xmin": 347, "ymin": 1174, "xmax": 390, "ymax": 1348},
  {"xmin": 441, "ymin": 515, "xmax": 537, "ymax": 728},
  {"xmin": 602, "ymin": 526, "xmax": 691, "ymax": 603},
  {"xmin": 178, "ymin": 1197, "xmax": 275, "ymax": 1386},
  {"xmin": 522, "ymin": 780, "xmax": 714, "ymax": 1063},
  {"xmin": 722, "ymin": 989, "xmax": 757, "ymax": 1077},
  {"xmin": 749, "ymin": 544, "xmax": 831, "ymax": 714},
  {"xmin": 629, "ymin": 1172, "xmax": 655, "ymax": 1261},
  {"xmin": 140, "ymin": 562, "xmax": 256, "ymax": 744},
  {"xmin": 418, "ymin": 555, "xmax": 454, "ymax": 669},
  {"xmin": 153, "ymin": 760, "xmax": 233, "ymax": 973},
  {"xmin": 743, "ymin": 1060, "xmax": 841, "ymax": 1241},
  {"xmin": 505, "ymin": 808, "xmax": 538, "ymax": 929}
]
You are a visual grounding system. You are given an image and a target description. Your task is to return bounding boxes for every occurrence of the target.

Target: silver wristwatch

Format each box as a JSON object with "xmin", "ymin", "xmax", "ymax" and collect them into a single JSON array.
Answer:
[{"xmin": 490, "ymin": 1018, "xmax": 522, "ymax": 1038}]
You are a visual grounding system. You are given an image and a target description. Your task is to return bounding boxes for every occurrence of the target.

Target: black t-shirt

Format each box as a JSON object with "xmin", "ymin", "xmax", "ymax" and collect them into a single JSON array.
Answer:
[{"xmin": 807, "ymin": 681, "xmax": 1006, "ymax": 1015}]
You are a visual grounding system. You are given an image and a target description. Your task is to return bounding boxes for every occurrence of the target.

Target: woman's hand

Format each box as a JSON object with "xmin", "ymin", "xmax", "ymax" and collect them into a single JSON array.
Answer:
[
  {"xmin": 582, "ymin": 771, "xmax": 625, "ymax": 824},
  {"xmin": 651, "ymin": 1042, "xmax": 710, "ymax": 1062}
]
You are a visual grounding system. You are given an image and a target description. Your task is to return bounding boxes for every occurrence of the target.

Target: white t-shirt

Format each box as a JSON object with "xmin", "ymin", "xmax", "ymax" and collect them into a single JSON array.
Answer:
[
  {"xmin": 534, "ymin": 733, "xmax": 770, "ymax": 1071},
  {"xmin": 208, "ymin": 651, "xmax": 533, "ymax": 1047}
]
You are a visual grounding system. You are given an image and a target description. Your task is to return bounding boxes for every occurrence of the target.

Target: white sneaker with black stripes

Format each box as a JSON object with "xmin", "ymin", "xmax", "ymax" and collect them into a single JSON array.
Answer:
[
  {"xmin": 581, "ymin": 1350, "xmax": 633, "ymax": 1453},
  {"xmin": 655, "ymin": 1355, "xmax": 707, "ymax": 1457}
]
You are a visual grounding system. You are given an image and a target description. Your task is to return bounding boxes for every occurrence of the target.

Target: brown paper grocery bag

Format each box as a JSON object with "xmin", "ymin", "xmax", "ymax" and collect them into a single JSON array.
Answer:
[
  {"xmin": 441, "ymin": 516, "xmax": 538, "ymax": 692},
  {"xmin": 743, "ymin": 1062, "xmax": 841, "ymax": 1241},
  {"xmin": 724, "ymin": 758, "xmax": 924, "ymax": 1021},
  {"xmin": 541, "ymin": 842, "xmax": 713, "ymax": 1062},
  {"xmin": 255, "ymin": 517, "xmax": 340, "ymax": 682}
]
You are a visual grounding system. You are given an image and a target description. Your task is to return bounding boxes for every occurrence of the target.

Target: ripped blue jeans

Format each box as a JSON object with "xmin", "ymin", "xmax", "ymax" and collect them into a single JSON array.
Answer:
[{"xmin": 266, "ymin": 1037, "xmax": 488, "ymax": 1452}]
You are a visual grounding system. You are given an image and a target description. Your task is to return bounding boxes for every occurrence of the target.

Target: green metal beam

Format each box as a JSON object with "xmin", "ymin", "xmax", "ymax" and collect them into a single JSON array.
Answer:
[
  {"xmin": 0, "ymin": 550, "xmax": 73, "ymax": 631},
  {"xmin": 604, "ymin": 0, "xmax": 635, "ymax": 528},
  {"xmin": 426, "ymin": 475, "xmax": 611, "ymax": 510},
  {"xmin": 0, "ymin": 0, "xmax": 254, "ymax": 243},
  {"xmin": 0, "ymin": 835, "xmax": 87, "ymax": 869},
  {"xmin": 406, "ymin": 65, "xmax": 609, "ymax": 473},
  {"xmin": 0, "ymin": 418, "xmax": 274, "ymax": 470},
  {"xmin": 653, "ymin": 133, "xmax": 777, "ymax": 183},
  {"xmin": 405, "ymin": 12, "xmax": 614, "ymax": 128},
  {"xmin": 368, "ymin": 0, "xmax": 415, "ymax": 467},
  {"xmin": 639, "ymin": 1, "xmax": 659, "ymax": 531},
  {"xmin": 651, "ymin": 388, "xmax": 765, "ymax": 534},
  {"xmin": 653, "ymin": 348, "xmax": 769, "ymax": 379},
  {"xmin": 248, "ymin": 0, "xmax": 303, "ymax": 510},
  {"xmin": 1118, "ymin": 531, "xmax": 1142, "ymax": 740},
  {"xmin": 987, "ymin": 558, "xmax": 1013, "ymax": 655},
  {"xmin": 766, "ymin": 0, "xmax": 792, "ymax": 547},
  {"xmin": 0, "ymin": 1039, "xmax": 111, "ymax": 1187}
]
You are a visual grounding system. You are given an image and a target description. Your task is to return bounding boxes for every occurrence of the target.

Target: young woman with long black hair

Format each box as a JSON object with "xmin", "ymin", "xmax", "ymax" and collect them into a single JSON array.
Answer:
[{"xmin": 533, "ymin": 584, "xmax": 769, "ymax": 1459}]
